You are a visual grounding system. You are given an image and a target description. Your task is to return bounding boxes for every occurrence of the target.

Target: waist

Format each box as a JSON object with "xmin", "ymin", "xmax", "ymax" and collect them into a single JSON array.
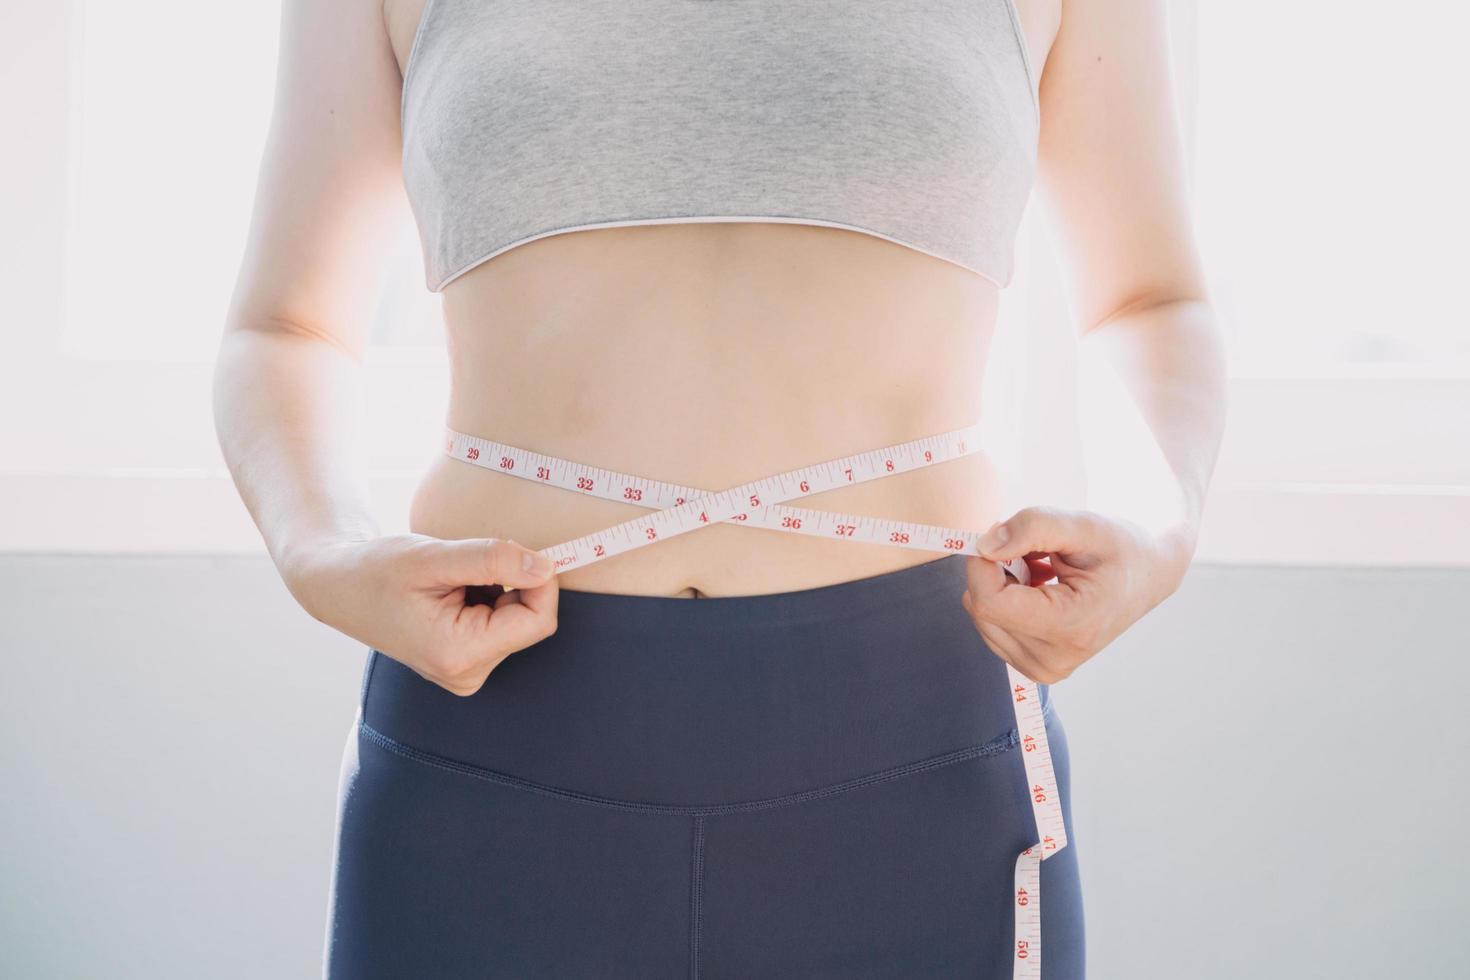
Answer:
[
  {"xmin": 410, "ymin": 427, "xmax": 1009, "ymax": 596},
  {"xmin": 358, "ymin": 553, "xmax": 1051, "ymax": 810},
  {"xmin": 416, "ymin": 227, "xmax": 1009, "ymax": 594}
]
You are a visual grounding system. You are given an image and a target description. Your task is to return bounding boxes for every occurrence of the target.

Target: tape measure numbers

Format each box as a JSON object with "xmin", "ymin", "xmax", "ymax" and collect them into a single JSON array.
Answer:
[{"xmin": 445, "ymin": 422, "xmax": 1068, "ymax": 978}]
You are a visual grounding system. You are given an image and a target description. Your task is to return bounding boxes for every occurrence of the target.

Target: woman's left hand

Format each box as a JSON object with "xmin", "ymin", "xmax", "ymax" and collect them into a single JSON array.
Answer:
[{"xmin": 961, "ymin": 505, "xmax": 1195, "ymax": 684}]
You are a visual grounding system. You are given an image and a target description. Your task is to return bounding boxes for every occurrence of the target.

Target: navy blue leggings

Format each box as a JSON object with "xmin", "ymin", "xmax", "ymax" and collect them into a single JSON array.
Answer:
[{"xmin": 324, "ymin": 554, "xmax": 1085, "ymax": 978}]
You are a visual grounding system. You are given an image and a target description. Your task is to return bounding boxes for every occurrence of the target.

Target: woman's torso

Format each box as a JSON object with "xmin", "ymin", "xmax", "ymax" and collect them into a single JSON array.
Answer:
[{"xmin": 385, "ymin": 0, "xmax": 1059, "ymax": 598}]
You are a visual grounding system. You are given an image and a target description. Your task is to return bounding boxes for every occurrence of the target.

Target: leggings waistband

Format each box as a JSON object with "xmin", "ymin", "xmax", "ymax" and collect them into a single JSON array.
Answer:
[{"xmin": 359, "ymin": 553, "xmax": 1050, "ymax": 809}]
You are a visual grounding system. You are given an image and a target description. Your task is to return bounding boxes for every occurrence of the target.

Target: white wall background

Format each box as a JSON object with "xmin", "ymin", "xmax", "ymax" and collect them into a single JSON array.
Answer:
[{"xmin": 3, "ymin": 2, "xmax": 1468, "ymax": 978}]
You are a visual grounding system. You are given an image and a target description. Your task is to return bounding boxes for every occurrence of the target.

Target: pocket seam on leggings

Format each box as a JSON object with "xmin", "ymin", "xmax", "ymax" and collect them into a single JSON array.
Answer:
[{"xmin": 358, "ymin": 719, "xmax": 1022, "ymax": 818}]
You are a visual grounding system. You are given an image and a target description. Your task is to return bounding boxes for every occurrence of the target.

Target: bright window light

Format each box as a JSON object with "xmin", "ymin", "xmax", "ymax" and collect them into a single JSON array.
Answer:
[
  {"xmin": 1193, "ymin": 1, "xmax": 1470, "ymax": 370},
  {"xmin": 62, "ymin": 1, "xmax": 438, "ymax": 362}
]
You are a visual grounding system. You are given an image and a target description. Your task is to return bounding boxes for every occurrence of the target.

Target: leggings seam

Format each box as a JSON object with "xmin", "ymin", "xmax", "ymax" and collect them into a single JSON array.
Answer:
[
  {"xmin": 689, "ymin": 815, "xmax": 705, "ymax": 979},
  {"xmin": 356, "ymin": 719, "xmax": 1028, "ymax": 816}
]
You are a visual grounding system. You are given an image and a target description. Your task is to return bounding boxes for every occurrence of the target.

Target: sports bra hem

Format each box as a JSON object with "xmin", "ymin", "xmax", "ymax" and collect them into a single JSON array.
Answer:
[{"xmin": 430, "ymin": 214, "xmax": 1012, "ymax": 293}]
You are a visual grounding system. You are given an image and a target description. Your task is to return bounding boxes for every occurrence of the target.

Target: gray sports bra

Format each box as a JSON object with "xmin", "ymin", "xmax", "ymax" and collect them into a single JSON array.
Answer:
[{"xmin": 400, "ymin": 0, "xmax": 1040, "ymax": 292}]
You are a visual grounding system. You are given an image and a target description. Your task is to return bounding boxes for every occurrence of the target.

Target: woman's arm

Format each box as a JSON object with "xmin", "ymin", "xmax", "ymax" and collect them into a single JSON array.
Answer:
[
  {"xmin": 213, "ymin": 0, "xmax": 403, "ymax": 590},
  {"xmin": 1037, "ymin": 0, "xmax": 1226, "ymax": 563},
  {"xmin": 214, "ymin": 0, "xmax": 556, "ymax": 692},
  {"xmin": 1077, "ymin": 297, "xmax": 1227, "ymax": 564},
  {"xmin": 962, "ymin": 0, "xmax": 1228, "ymax": 682}
]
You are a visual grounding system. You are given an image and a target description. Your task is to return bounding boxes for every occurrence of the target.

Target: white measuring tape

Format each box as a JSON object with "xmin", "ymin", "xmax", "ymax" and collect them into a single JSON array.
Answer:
[{"xmin": 445, "ymin": 422, "xmax": 1068, "ymax": 977}]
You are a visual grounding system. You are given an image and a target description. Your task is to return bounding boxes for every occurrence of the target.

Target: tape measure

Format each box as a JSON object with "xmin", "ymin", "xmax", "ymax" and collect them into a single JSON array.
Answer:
[{"xmin": 445, "ymin": 422, "xmax": 1068, "ymax": 978}]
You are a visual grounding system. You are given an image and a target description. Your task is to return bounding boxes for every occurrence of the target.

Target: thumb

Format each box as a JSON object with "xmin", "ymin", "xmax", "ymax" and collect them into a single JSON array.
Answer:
[
  {"xmin": 975, "ymin": 506, "xmax": 1107, "ymax": 566},
  {"xmin": 427, "ymin": 536, "xmax": 557, "ymax": 589}
]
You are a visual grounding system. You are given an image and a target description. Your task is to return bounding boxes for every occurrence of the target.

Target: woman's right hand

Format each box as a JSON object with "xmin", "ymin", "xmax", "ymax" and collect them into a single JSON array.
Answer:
[{"xmin": 285, "ymin": 534, "xmax": 561, "ymax": 697}]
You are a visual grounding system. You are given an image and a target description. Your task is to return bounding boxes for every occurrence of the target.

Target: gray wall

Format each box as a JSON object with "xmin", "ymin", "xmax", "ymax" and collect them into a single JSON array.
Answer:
[{"xmin": 2, "ymin": 555, "xmax": 1467, "ymax": 979}]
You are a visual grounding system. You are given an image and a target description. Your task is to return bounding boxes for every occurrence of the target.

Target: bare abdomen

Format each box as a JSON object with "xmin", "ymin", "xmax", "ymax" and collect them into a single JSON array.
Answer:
[{"xmin": 408, "ymin": 221, "xmax": 1012, "ymax": 598}]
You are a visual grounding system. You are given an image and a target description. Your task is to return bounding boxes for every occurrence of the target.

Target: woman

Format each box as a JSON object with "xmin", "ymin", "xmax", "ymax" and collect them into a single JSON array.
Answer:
[{"xmin": 214, "ymin": 0, "xmax": 1226, "ymax": 976}]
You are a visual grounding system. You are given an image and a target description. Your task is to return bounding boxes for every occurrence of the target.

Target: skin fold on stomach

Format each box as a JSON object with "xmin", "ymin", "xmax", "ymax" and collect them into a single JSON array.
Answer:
[{"xmin": 407, "ymin": 221, "xmax": 1011, "ymax": 598}]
